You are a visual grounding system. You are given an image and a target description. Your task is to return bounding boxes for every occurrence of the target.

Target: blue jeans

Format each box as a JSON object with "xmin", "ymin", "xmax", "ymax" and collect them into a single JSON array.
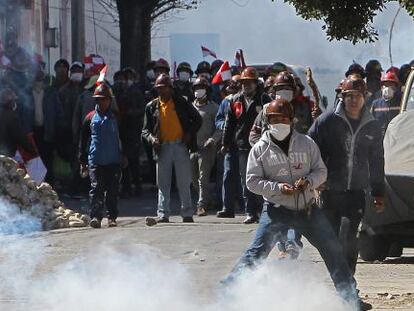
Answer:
[
  {"xmin": 156, "ymin": 142, "xmax": 194, "ymax": 218},
  {"xmin": 238, "ymin": 149, "xmax": 261, "ymax": 217},
  {"xmin": 89, "ymin": 164, "xmax": 121, "ymax": 220},
  {"xmin": 227, "ymin": 202, "xmax": 358, "ymax": 302},
  {"xmin": 222, "ymin": 147, "xmax": 244, "ymax": 213}
]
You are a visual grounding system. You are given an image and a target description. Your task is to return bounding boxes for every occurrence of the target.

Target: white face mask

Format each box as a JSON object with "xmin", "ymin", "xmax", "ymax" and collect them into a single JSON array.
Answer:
[
  {"xmin": 178, "ymin": 71, "xmax": 191, "ymax": 82},
  {"xmin": 382, "ymin": 86, "xmax": 395, "ymax": 100},
  {"xmin": 127, "ymin": 80, "xmax": 134, "ymax": 87},
  {"xmin": 194, "ymin": 89, "xmax": 207, "ymax": 99},
  {"xmin": 70, "ymin": 72, "xmax": 83, "ymax": 82},
  {"xmin": 275, "ymin": 90, "xmax": 294, "ymax": 102},
  {"xmin": 269, "ymin": 123, "xmax": 291, "ymax": 141},
  {"xmin": 146, "ymin": 69, "xmax": 155, "ymax": 80}
]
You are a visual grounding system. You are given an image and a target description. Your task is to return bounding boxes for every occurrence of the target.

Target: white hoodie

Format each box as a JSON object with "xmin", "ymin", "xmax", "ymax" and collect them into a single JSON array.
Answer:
[{"xmin": 246, "ymin": 130, "xmax": 327, "ymax": 211}]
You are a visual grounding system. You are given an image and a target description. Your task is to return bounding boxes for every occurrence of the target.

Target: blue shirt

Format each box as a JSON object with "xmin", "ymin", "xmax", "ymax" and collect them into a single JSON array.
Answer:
[{"xmin": 88, "ymin": 109, "xmax": 122, "ymax": 166}]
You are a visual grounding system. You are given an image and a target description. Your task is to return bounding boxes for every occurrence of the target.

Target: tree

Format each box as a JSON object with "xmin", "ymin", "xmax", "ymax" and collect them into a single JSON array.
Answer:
[
  {"xmin": 112, "ymin": 0, "xmax": 197, "ymax": 75},
  {"xmin": 275, "ymin": 0, "xmax": 414, "ymax": 44}
]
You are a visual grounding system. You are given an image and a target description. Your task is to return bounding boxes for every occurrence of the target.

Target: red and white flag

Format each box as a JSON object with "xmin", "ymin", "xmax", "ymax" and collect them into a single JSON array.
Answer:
[
  {"xmin": 14, "ymin": 133, "xmax": 46, "ymax": 185},
  {"xmin": 201, "ymin": 45, "xmax": 217, "ymax": 59},
  {"xmin": 234, "ymin": 49, "xmax": 246, "ymax": 70},
  {"xmin": 212, "ymin": 61, "xmax": 232, "ymax": 85},
  {"xmin": 96, "ymin": 64, "xmax": 108, "ymax": 85}
]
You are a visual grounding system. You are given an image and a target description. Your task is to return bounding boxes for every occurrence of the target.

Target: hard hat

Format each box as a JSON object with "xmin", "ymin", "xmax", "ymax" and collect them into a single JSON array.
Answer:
[
  {"xmin": 154, "ymin": 73, "xmax": 172, "ymax": 88},
  {"xmin": 266, "ymin": 98, "xmax": 294, "ymax": 119},
  {"xmin": 240, "ymin": 66, "xmax": 259, "ymax": 80}
]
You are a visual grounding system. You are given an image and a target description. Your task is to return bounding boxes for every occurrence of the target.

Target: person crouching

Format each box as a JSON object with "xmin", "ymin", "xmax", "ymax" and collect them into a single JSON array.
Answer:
[{"xmin": 223, "ymin": 98, "xmax": 358, "ymax": 306}]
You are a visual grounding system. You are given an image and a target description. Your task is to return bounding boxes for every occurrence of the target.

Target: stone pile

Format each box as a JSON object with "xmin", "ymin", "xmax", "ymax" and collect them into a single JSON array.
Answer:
[{"xmin": 0, "ymin": 155, "xmax": 90, "ymax": 230}]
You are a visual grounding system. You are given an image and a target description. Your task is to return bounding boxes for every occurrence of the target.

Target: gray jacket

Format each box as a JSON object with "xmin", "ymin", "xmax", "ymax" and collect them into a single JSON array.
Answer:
[{"xmin": 246, "ymin": 130, "xmax": 327, "ymax": 211}]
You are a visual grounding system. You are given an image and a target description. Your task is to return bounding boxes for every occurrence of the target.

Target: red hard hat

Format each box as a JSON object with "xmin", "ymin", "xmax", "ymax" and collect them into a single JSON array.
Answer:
[
  {"xmin": 154, "ymin": 58, "xmax": 170, "ymax": 70},
  {"xmin": 240, "ymin": 67, "xmax": 259, "ymax": 80},
  {"xmin": 274, "ymin": 71, "xmax": 296, "ymax": 89},
  {"xmin": 266, "ymin": 98, "xmax": 294, "ymax": 119},
  {"xmin": 93, "ymin": 83, "xmax": 113, "ymax": 98},
  {"xmin": 381, "ymin": 71, "xmax": 400, "ymax": 85},
  {"xmin": 341, "ymin": 78, "xmax": 366, "ymax": 94}
]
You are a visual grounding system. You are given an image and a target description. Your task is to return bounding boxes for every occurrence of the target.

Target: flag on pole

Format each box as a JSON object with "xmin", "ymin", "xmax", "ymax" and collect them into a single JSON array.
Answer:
[
  {"xmin": 173, "ymin": 61, "xmax": 177, "ymax": 80},
  {"xmin": 201, "ymin": 46, "xmax": 217, "ymax": 59},
  {"xmin": 212, "ymin": 61, "xmax": 232, "ymax": 85},
  {"xmin": 234, "ymin": 51, "xmax": 242, "ymax": 70},
  {"xmin": 97, "ymin": 64, "xmax": 108, "ymax": 85},
  {"xmin": 234, "ymin": 49, "xmax": 246, "ymax": 71},
  {"xmin": 239, "ymin": 49, "xmax": 246, "ymax": 69},
  {"xmin": 15, "ymin": 133, "xmax": 46, "ymax": 185}
]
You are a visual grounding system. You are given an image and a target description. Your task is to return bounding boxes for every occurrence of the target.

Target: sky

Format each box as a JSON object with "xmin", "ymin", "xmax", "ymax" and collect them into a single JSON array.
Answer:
[{"xmin": 151, "ymin": 0, "xmax": 414, "ymax": 101}]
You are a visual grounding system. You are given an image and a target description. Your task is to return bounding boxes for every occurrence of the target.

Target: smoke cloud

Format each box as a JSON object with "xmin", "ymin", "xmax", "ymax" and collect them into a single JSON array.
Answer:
[{"xmin": 0, "ymin": 200, "xmax": 356, "ymax": 310}]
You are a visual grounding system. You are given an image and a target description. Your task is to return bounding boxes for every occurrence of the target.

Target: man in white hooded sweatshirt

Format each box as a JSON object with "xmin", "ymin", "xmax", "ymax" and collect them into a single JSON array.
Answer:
[{"xmin": 223, "ymin": 98, "xmax": 359, "ymax": 307}]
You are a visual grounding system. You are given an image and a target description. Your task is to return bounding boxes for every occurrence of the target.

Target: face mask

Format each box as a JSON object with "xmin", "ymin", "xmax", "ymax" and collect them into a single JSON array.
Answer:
[
  {"xmin": 382, "ymin": 87, "xmax": 395, "ymax": 100},
  {"xmin": 70, "ymin": 72, "xmax": 83, "ymax": 82},
  {"xmin": 194, "ymin": 89, "xmax": 206, "ymax": 99},
  {"xmin": 127, "ymin": 80, "xmax": 134, "ymax": 87},
  {"xmin": 178, "ymin": 71, "xmax": 191, "ymax": 82},
  {"xmin": 275, "ymin": 90, "xmax": 294, "ymax": 102},
  {"xmin": 269, "ymin": 123, "xmax": 291, "ymax": 141},
  {"xmin": 146, "ymin": 70, "xmax": 155, "ymax": 80}
]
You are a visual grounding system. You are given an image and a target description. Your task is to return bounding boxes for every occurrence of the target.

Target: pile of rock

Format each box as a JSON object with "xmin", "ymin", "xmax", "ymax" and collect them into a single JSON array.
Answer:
[{"xmin": 0, "ymin": 155, "xmax": 90, "ymax": 230}]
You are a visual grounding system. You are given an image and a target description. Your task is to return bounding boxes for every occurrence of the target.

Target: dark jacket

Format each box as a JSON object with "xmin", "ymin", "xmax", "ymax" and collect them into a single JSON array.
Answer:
[
  {"xmin": 173, "ymin": 80, "xmax": 194, "ymax": 103},
  {"xmin": 142, "ymin": 94, "xmax": 202, "ymax": 159},
  {"xmin": 222, "ymin": 90, "xmax": 271, "ymax": 150},
  {"xmin": 30, "ymin": 85, "xmax": 63, "ymax": 143},
  {"xmin": 371, "ymin": 91, "xmax": 402, "ymax": 137},
  {"xmin": 0, "ymin": 105, "xmax": 35, "ymax": 157},
  {"xmin": 249, "ymin": 96, "xmax": 314, "ymax": 147},
  {"xmin": 58, "ymin": 81, "xmax": 84, "ymax": 139},
  {"xmin": 120, "ymin": 83, "xmax": 146, "ymax": 152},
  {"xmin": 308, "ymin": 103, "xmax": 385, "ymax": 196},
  {"xmin": 79, "ymin": 108, "xmax": 123, "ymax": 166}
]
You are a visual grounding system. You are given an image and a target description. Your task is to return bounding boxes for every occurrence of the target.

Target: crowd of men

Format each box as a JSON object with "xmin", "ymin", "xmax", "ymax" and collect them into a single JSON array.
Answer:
[{"xmin": 0, "ymin": 48, "xmax": 412, "ymax": 310}]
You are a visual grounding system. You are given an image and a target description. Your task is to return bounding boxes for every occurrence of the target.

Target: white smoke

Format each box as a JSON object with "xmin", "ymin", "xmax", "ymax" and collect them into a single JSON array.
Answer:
[{"xmin": 0, "ymin": 199, "xmax": 356, "ymax": 310}]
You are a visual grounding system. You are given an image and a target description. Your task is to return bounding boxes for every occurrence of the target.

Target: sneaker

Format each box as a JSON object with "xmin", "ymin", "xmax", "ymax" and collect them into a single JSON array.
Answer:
[
  {"xmin": 90, "ymin": 218, "xmax": 101, "ymax": 229},
  {"xmin": 182, "ymin": 216, "xmax": 194, "ymax": 223},
  {"xmin": 197, "ymin": 206, "xmax": 207, "ymax": 217},
  {"xmin": 157, "ymin": 217, "xmax": 170, "ymax": 223},
  {"xmin": 216, "ymin": 209, "xmax": 235, "ymax": 218},
  {"xmin": 359, "ymin": 299, "xmax": 373, "ymax": 311},
  {"xmin": 108, "ymin": 219, "xmax": 117, "ymax": 227},
  {"xmin": 243, "ymin": 215, "xmax": 259, "ymax": 224},
  {"xmin": 285, "ymin": 243, "xmax": 300, "ymax": 260},
  {"xmin": 145, "ymin": 217, "xmax": 169, "ymax": 227}
]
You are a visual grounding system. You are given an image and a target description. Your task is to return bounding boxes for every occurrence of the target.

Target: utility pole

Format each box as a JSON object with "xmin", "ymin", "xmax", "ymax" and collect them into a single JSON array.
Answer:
[{"xmin": 71, "ymin": 0, "xmax": 85, "ymax": 62}]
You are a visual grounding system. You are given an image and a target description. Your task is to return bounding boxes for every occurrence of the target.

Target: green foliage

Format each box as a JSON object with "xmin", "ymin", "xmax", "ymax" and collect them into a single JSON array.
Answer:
[{"xmin": 273, "ymin": 0, "xmax": 414, "ymax": 44}]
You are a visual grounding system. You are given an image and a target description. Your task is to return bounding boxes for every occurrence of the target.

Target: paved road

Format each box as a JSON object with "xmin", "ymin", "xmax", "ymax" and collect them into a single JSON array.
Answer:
[{"xmin": 0, "ymin": 187, "xmax": 413, "ymax": 310}]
